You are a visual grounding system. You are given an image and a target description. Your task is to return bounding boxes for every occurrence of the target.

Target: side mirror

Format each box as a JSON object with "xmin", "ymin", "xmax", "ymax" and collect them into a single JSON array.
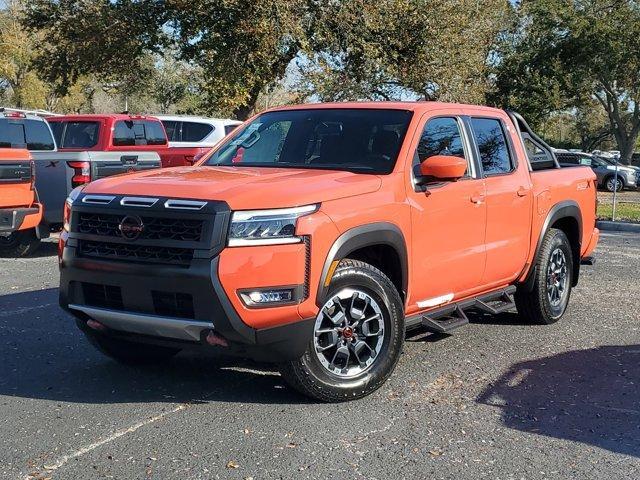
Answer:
[{"xmin": 417, "ymin": 154, "xmax": 467, "ymax": 181}]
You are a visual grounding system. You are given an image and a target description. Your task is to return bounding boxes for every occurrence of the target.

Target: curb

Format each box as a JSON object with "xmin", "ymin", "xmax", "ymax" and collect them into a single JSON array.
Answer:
[{"xmin": 596, "ymin": 220, "xmax": 640, "ymax": 233}]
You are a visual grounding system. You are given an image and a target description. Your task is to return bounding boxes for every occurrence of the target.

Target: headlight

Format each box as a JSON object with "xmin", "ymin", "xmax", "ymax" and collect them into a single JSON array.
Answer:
[
  {"xmin": 63, "ymin": 186, "xmax": 85, "ymax": 232},
  {"xmin": 228, "ymin": 204, "xmax": 319, "ymax": 246}
]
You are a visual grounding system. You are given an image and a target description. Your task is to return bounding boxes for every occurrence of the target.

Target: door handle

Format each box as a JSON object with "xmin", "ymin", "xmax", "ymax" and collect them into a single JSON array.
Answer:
[
  {"xmin": 470, "ymin": 193, "xmax": 485, "ymax": 204},
  {"xmin": 516, "ymin": 186, "xmax": 528, "ymax": 197}
]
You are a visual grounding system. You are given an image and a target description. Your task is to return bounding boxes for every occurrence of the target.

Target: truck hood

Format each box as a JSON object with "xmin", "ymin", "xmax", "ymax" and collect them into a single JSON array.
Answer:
[{"xmin": 82, "ymin": 166, "xmax": 382, "ymax": 209}]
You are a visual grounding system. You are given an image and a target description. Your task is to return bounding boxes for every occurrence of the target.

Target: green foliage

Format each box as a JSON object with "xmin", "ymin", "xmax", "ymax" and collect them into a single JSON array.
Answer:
[
  {"xmin": 493, "ymin": 0, "xmax": 640, "ymax": 163},
  {"xmin": 300, "ymin": 0, "xmax": 512, "ymax": 104},
  {"xmin": 23, "ymin": 0, "xmax": 167, "ymax": 95},
  {"xmin": 168, "ymin": 0, "xmax": 314, "ymax": 118}
]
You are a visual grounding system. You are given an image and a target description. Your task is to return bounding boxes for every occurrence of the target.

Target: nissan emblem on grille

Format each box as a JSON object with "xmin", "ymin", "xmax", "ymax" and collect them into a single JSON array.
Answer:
[{"xmin": 118, "ymin": 215, "xmax": 144, "ymax": 240}]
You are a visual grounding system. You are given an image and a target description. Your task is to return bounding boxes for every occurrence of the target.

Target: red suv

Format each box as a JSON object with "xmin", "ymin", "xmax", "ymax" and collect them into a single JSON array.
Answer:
[{"xmin": 47, "ymin": 114, "xmax": 173, "ymax": 167}]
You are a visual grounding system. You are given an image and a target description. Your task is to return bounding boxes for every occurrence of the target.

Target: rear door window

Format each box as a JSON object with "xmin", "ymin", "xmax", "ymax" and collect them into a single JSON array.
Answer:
[
  {"xmin": 224, "ymin": 124, "xmax": 239, "ymax": 136},
  {"xmin": 0, "ymin": 119, "xmax": 55, "ymax": 150},
  {"xmin": 181, "ymin": 122, "xmax": 214, "ymax": 142},
  {"xmin": 113, "ymin": 120, "xmax": 167, "ymax": 146},
  {"xmin": 161, "ymin": 120, "xmax": 180, "ymax": 141},
  {"xmin": 470, "ymin": 118, "xmax": 513, "ymax": 176}
]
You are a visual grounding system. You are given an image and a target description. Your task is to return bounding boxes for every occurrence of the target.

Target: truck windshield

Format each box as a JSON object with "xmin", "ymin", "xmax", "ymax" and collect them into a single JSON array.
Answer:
[{"xmin": 205, "ymin": 109, "xmax": 413, "ymax": 174}]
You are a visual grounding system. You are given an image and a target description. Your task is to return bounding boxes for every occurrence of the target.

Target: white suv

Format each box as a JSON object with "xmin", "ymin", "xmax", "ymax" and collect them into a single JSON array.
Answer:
[{"xmin": 157, "ymin": 116, "xmax": 241, "ymax": 147}]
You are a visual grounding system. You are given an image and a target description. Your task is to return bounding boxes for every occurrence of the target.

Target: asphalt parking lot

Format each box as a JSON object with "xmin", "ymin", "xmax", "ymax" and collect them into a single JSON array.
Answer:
[{"xmin": 1, "ymin": 232, "xmax": 639, "ymax": 480}]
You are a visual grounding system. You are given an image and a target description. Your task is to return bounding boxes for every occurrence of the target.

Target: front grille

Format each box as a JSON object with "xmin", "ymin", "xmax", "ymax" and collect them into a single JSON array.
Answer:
[
  {"xmin": 82, "ymin": 282, "xmax": 123, "ymax": 309},
  {"xmin": 152, "ymin": 291, "xmax": 195, "ymax": 319},
  {"xmin": 79, "ymin": 240, "xmax": 193, "ymax": 266},
  {"xmin": 77, "ymin": 213, "xmax": 203, "ymax": 242}
]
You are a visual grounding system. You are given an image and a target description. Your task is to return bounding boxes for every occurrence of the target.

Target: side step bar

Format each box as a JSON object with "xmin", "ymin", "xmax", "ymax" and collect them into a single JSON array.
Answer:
[{"xmin": 406, "ymin": 286, "xmax": 517, "ymax": 334}]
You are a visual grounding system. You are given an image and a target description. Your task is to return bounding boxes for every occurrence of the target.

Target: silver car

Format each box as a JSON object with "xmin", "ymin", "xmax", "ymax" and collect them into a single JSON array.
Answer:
[{"xmin": 556, "ymin": 152, "xmax": 639, "ymax": 192}]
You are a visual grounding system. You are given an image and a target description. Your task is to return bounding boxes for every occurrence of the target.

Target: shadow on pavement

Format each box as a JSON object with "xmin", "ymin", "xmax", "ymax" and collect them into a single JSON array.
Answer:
[
  {"xmin": 477, "ymin": 345, "xmax": 640, "ymax": 457},
  {"xmin": 28, "ymin": 239, "xmax": 59, "ymax": 258},
  {"xmin": 0, "ymin": 288, "xmax": 310, "ymax": 406}
]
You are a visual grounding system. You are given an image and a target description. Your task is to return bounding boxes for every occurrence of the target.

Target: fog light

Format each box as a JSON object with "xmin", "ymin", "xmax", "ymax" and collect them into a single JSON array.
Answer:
[{"xmin": 240, "ymin": 288, "xmax": 295, "ymax": 307}]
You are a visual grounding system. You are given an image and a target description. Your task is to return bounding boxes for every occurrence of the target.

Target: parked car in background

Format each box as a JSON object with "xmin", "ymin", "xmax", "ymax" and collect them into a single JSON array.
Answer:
[
  {"xmin": 556, "ymin": 151, "xmax": 639, "ymax": 191},
  {"xmin": 1, "ymin": 109, "xmax": 161, "ymax": 235},
  {"xmin": 0, "ymin": 147, "xmax": 43, "ymax": 256},
  {"xmin": 47, "ymin": 114, "xmax": 172, "ymax": 167},
  {"xmin": 157, "ymin": 115, "xmax": 242, "ymax": 166},
  {"xmin": 60, "ymin": 102, "xmax": 599, "ymax": 402}
]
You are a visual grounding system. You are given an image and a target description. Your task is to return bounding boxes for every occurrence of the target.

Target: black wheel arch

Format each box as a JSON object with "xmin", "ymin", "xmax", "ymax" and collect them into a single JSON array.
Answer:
[
  {"xmin": 316, "ymin": 222, "xmax": 408, "ymax": 307},
  {"xmin": 523, "ymin": 200, "xmax": 583, "ymax": 291}
]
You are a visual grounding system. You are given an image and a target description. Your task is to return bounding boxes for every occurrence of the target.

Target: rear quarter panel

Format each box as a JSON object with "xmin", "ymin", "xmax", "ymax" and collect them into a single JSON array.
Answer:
[{"xmin": 521, "ymin": 166, "xmax": 597, "ymax": 279}]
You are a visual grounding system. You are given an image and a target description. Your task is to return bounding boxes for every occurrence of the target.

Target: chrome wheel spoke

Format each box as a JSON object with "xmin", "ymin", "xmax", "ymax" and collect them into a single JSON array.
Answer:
[
  {"xmin": 361, "ymin": 314, "xmax": 383, "ymax": 337},
  {"xmin": 329, "ymin": 345, "xmax": 350, "ymax": 371},
  {"xmin": 349, "ymin": 292, "xmax": 369, "ymax": 321},
  {"xmin": 350, "ymin": 340, "xmax": 373, "ymax": 368},
  {"xmin": 315, "ymin": 328, "xmax": 340, "ymax": 352},
  {"xmin": 324, "ymin": 297, "xmax": 347, "ymax": 325}
]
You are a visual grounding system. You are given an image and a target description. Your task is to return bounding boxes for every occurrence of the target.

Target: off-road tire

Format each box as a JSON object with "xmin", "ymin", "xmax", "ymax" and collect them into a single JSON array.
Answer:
[
  {"xmin": 515, "ymin": 228, "xmax": 573, "ymax": 325},
  {"xmin": 279, "ymin": 259, "xmax": 405, "ymax": 402},
  {"xmin": 84, "ymin": 331, "xmax": 181, "ymax": 365},
  {"xmin": 0, "ymin": 228, "xmax": 41, "ymax": 257}
]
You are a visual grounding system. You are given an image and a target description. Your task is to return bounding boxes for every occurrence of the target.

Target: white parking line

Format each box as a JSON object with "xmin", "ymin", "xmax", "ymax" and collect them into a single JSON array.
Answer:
[{"xmin": 25, "ymin": 404, "xmax": 188, "ymax": 479}]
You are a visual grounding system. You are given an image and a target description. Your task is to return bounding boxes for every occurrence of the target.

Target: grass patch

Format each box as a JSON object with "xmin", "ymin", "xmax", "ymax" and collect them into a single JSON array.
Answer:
[{"xmin": 597, "ymin": 202, "xmax": 640, "ymax": 222}]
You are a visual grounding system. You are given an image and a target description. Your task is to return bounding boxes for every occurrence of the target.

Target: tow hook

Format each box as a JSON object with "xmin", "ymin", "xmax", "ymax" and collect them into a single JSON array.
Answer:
[
  {"xmin": 87, "ymin": 319, "xmax": 107, "ymax": 332},
  {"xmin": 204, "ymin": 330, "xmax": 229, "ymax": 347}
]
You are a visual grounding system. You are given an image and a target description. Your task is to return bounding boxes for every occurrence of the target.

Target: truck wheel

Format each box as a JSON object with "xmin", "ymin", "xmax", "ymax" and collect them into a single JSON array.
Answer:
[
  {"xmin": 279, "ymin": 259, "xmax": 405, "ymax": 402},
  {"xmin": 84, "ymin": 331, "xmax": 180, "ymax": 365},
  {"xmin": 515, "ymin": 228, "xmax": 573, "ymax": 325},
  {"xmin": 0, "ymin": 229, "xmax": 41, "ymax": 257},
  {"xmin": 605, "ymin": 175, "xmax": 624, "ymax": 192}
]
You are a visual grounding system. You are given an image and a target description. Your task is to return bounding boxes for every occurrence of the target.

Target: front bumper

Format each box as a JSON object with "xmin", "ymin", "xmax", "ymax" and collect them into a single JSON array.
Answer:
[
  {"xmin": 0, "ymin": 205, "xmax": 41, "ymax": 233},
  {"xmin": 59, "ymin": 242, "xmax": 314, "ymax": 362}
]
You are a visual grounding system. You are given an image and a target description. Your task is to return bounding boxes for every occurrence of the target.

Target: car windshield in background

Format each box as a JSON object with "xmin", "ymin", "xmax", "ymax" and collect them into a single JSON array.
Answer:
[
  {"xmin": 205, "ymin": 109, "xmax": 413, "ymax": 174},
  {"xmin": 0, "ymin": 118, "xmax": 55, "ymax": 150},
  {"xmin": 113, "ymin": 120, "xmax": 167, "ymax": 146},
  {"xmin": 50, "ymin": 121, "xmax": 99, "ymax": 148}
]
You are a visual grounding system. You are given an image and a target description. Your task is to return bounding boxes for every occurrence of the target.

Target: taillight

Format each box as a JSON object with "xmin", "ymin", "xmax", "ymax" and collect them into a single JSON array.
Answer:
[
  {"xmin": 67, "ymin": 161, "xmax": 91, "ymax": 187},
  {"xmin": 63, "ymin": 199, "xmax": 71, "ymax": 231},
  {"xmin": 30, "ymin": 160, "xmax": 35, "ymax": 191}
]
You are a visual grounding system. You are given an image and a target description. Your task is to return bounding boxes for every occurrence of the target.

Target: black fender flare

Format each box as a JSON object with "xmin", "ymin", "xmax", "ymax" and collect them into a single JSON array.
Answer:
[
  {"xmin": 316, "ymin": 222, "xmax": 408, "ymax": 306},
  {"xmin": 523, "ymin": 200, "xmax": 583, "ymax": 291}
]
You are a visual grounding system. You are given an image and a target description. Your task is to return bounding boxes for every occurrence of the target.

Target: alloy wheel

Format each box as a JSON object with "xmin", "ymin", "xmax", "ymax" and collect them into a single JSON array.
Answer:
[
  {"xmin": 546, "ymin": 248, "xmax": 568, "ymax": 307},
  {"xmin": 313, "ymin": 288, "xmax": 385, "ymax": 378}
]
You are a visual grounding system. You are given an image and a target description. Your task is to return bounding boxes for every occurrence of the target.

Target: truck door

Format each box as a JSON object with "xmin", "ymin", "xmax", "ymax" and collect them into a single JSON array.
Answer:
[
  {"xmin": 468, "ymin": 116, "xmax": 533, "ymax": 286},
  {"xmin": 407, "ymin": 114, "xmax": 487, "ymax": 309}
]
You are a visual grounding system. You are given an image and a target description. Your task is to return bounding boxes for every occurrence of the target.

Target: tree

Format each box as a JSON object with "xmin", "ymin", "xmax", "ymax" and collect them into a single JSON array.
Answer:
[
  {"xmin": 493, "ymin": 0, "xmax": 640, "ymax": 164},
  {"xmin": 0, "ymin": 0, "xmax": 48, "ymax": 108},
  {"xmin": 298, "ymin": 0, "xmax": 512, "ymax": 104},
  {"xmin": 23, "ymin": 0, "xmax": 167, "ymax": 96},
  {"xmin": 23, "ymin": 0, "xmax": 315, "ymax": 119},
  {"xmin": 168, "ymin": 0, "xmax": 315, "ymax": 119}
]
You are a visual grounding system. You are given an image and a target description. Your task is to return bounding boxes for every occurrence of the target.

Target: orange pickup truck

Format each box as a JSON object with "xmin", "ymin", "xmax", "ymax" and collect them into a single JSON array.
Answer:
[
  {"xmin": 59, "ymin": 102, "xmax": 599, "ymax": 402},
  {"xmin": 0, "ymin": 148, "xmax": 43, "ymax": 256}
]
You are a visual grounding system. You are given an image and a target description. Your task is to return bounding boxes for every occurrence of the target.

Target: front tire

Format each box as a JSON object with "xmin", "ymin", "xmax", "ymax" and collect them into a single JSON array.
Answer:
[
  {"xmin": 84, "ymin": 330, "xmax": 181, "ymax": 365},
  {"xmin": 279, "ymin": 259, "xmax": 405, "ymax": 402},
  {"xmin": 515, "ymin": 228, "xmax": 573, "ymax": 325},
  {"xmin": 0, "ymin": 228, "xmax": 41, "ymax": 257}
]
